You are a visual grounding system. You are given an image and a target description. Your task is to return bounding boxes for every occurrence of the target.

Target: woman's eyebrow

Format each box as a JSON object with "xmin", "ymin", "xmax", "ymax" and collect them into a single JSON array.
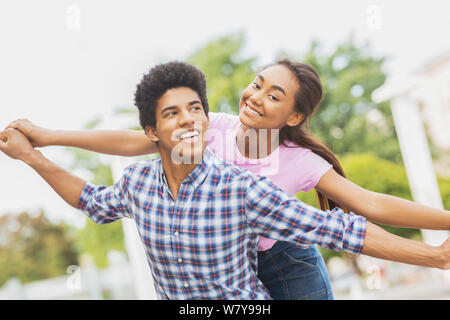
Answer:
[{"xmin": 257, "ymin": 74, "xmax": 286, "ymax": 96}]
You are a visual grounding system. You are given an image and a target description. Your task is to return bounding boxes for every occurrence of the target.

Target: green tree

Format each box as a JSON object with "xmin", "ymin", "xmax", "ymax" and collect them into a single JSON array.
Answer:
[
  {"xmin": 297, "ymin": 152, "xmax": 423, "ymax": 263},
  {"xmin": 66, "ymin": 120, "xmax": 126, "ymax": 269},
  {"xmin": 0, "ymin": 211, "xmax": 78, "ymax": 286},
  {"xmin": 297, "ymin": 38, "xmax": 402, "ymax": 163},
  {"xmin": 187, "ymin": 33, "xmax": 257, "ymax": 114},
  {"xmin": 188, "ymin": 33, "xmax": 402, "ymax": 164}
]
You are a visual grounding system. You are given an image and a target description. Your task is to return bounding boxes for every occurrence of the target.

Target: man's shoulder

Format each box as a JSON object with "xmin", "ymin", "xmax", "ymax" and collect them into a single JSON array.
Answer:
[
  {"xmin": 123, "ymin": 157, "xmax": 161, "ymax": 178},
  {"xmin": 209, "ymin": 154, "xmax": 257, "ymax": 183}
]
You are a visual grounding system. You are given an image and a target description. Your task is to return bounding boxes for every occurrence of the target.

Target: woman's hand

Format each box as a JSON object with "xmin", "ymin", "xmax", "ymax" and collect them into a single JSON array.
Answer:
[
  {"xmin": 6, "ymin": 118, "xmax": 54, "ymax": 148},
  {"xmin": 439, "ymin": 237, "xmax": 450, "ymax": 270}
]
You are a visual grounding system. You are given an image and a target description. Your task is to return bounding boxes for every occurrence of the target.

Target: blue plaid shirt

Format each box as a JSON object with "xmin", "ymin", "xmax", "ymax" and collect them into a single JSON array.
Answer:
[{"xmin": 78, "ymin": 147, "xmax": 366, "ymax": 300}]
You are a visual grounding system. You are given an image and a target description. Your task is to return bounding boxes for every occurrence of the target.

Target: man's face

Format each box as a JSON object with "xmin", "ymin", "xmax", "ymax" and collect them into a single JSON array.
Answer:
[{"xmin": 146, "ymin": 87, "xmax": 209, "ymax": 164}]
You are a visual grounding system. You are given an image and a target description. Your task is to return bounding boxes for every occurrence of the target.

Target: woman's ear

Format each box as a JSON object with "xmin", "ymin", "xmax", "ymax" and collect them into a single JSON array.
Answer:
[
  {"xmin": 286, "ymin": 112, "xmax": 305, "ymax": 127},
  {"xmin": 144, "ymin": 125, "xmax": 159, "ymax": 143}
]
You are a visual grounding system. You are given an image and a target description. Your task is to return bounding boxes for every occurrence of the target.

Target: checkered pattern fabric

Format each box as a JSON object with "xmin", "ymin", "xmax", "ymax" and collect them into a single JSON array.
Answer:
[{"xmin": 78, "ymin": 147, "xmax": 366, "ymax": 300}]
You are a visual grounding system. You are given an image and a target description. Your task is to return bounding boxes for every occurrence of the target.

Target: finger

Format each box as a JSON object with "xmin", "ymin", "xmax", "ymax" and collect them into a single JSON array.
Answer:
[
  {"xmin": 5, "ymin": 119, "xmax": 19, "ymax": 129},
  {"xmin": 0, "ymin": 135, "xmax": 6, "ymax": 152}
]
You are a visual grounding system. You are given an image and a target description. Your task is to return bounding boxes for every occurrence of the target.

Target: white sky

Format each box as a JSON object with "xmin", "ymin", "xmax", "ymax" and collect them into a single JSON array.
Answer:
[{"xmin": 0, "ymin": 0, "xmax": 449, "ymax": 227}]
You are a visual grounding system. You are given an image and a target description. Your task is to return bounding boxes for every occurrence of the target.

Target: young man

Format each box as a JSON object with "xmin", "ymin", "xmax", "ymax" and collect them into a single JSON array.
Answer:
[{"xmin": 0, "ymin": 62, "xmax": 448, "ymax": 300}]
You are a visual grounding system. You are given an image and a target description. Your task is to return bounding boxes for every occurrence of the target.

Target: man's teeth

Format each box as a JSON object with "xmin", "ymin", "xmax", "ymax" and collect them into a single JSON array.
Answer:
[
  {"xmin": 180, "ymin": 131, "xmax": 200, "ymax": 140},
  {"xmin": 246, "ymin": 104, "xmax": 261, "ymax": 116}
]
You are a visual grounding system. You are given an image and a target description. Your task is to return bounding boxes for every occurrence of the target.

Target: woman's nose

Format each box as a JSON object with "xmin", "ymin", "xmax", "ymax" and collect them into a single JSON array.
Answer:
[{"xmin": 249, "ymin": 91, "xmax": 263, "ymax": 106}]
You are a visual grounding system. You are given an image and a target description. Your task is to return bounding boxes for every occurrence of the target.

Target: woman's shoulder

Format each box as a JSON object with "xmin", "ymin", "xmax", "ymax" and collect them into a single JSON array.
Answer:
[
  {"xmin": 279, "ymin": 141, "xmax": 332, "ymax": 172},
  {"xmin": 208, "ymin": 112, "xmax": 240, "ymax": 129}
]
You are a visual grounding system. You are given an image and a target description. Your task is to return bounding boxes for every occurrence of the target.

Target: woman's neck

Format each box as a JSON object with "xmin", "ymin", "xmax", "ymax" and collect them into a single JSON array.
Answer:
[{"xmin": 236, "ymin": 124, "xmax": 280, "ymax": 159}]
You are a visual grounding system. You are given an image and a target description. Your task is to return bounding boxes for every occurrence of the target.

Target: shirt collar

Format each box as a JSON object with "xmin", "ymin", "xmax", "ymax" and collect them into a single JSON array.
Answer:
[
  {"xmin": 184, "ymin": 147, "xmax": 216, "ymax": 187},
  {"xmin": 158, "ymin": 147, "xmax": 216, "ymax": 189}
]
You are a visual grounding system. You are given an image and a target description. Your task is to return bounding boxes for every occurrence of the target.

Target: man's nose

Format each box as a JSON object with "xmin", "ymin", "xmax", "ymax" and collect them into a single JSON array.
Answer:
[{"xmin": 178, "ymin": 109, "xmax": 195, "ymax": 127}]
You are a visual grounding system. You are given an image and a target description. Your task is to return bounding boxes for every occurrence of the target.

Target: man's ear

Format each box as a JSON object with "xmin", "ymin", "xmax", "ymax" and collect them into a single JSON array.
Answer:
[
  {"xmin": 144, "ymin": 125, "xmax": 159, "ymax": 143},
  {"xmin": 286, "ymin": 112, "xmax": 305, "ymax": 127}
]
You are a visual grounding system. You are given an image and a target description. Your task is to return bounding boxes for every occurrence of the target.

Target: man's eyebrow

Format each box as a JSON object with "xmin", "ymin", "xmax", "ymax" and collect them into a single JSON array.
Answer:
[
  {"xmin": 189, "ymin": 100, "xmax": 202, "ymax": 106},
  {"xmin": 256, "ymin": 74, "xmax": 286, "ymax": 96},
  {"xmin": 161, "ymin": 100, "xmax": 202, "ymax": 114},
  {"xmin": 161, "ymin": 106, "xmax": 177, "ymax": 114}
]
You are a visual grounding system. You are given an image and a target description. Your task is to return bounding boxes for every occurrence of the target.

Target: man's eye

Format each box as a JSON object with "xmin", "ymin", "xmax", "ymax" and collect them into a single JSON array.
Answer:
[{"xmin": 166, "ymin": 111, "xmax": 177, "ymax": 116}]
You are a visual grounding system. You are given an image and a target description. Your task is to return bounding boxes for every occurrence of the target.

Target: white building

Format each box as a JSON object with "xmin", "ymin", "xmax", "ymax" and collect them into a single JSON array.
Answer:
[{"xmin": 412, "ymin": 53, "xmax": 450, "ymax": 176}]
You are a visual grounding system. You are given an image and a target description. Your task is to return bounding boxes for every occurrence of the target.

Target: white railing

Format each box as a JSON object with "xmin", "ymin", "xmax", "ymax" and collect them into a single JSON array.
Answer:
[{"xmin": 0, "ymin": 250, "xmax": 136, "ymax": 300}]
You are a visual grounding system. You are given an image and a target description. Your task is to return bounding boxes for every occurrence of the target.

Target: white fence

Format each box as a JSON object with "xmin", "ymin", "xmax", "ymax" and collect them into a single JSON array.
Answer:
[
  {"xmin": 1, "ymin": 251, "xmax": 449, "ymax": 300},
  {"xmin": 0, "ymin": 250, "xmax": 136, "ymax": 300}
]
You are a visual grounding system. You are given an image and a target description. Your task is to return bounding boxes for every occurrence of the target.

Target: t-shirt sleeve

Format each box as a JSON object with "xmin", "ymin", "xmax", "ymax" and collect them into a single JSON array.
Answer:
[{"xmin": 297, "ymin": 151, "xmax": 333, "ymax": 192}]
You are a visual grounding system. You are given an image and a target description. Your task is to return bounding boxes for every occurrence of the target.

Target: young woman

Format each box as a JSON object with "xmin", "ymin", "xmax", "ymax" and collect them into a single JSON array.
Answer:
[{"xmin": 8, "ymin": 59, "xmax": 450, "ymax": 300}]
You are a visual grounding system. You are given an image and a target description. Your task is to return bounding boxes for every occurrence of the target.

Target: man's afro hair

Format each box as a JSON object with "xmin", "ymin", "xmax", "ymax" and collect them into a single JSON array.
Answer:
[{"xmin": 134, "ymin": 61, "xmax": 209, "ymax": 129}]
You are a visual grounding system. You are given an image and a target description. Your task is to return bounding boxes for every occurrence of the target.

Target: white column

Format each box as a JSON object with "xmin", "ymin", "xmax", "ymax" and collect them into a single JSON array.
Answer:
[
  {"xmin": 111, "ymin": 157, "xmax": 157, "ymax": 299},
  {"xmin": 390, "ymin": 94, "xmax": 449, "ymax": 246}
]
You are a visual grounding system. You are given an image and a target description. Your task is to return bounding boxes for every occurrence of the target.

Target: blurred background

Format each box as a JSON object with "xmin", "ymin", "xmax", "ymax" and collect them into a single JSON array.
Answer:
[{"xmin": 0, "ymin": 0, "xmax": 449, "ymax": 299}]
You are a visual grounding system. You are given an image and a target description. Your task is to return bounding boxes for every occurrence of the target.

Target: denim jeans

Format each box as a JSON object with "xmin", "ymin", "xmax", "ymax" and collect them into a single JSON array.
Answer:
[{"xmin": 257, "ymin": 241, "xmax": 334, "ymax": 300}]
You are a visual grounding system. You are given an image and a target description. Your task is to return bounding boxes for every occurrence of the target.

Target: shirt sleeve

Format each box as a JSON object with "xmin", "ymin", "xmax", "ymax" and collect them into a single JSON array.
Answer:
[
  {"xmin": 244, "ymin": 175, "xmax": 366, "ymax": 255},
  {"xmin": 78, "ymin": 166, "xmax": 134, "ymax": 224}
]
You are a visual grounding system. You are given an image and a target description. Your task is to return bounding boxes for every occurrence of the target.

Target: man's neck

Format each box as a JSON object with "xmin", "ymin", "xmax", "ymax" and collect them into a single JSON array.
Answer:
[{"xmin": 160, "ymin": 152, "xmax": 198, "ymax": 201}]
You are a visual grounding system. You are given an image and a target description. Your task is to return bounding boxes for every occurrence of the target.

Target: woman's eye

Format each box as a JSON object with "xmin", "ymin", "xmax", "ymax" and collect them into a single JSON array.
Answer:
[
  {"xmin": 252, "ymin": 82, "xmax": 261, "ymax": 89},
  {"xmin": 269, "ymin": 95, "xmax": 279, "ymax": 101}
]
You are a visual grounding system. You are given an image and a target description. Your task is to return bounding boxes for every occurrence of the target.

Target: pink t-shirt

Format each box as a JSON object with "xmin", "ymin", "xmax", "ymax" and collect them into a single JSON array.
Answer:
[{"xmin": 206, "ymin": 112, "xmax": 333, "ymax": 251}]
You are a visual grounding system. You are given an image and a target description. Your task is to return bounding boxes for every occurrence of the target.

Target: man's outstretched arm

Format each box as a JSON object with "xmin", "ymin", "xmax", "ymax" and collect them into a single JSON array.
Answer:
[
  {"xmin": 0, "ymin": 128, "xmax": 86, "ymax": 208},
  {"xmin": 6, "ymin": 118, "xmax": 157, "ymax": 156}
]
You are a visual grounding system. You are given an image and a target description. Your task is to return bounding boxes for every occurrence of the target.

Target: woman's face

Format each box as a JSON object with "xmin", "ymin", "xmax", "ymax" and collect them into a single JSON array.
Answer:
[{"xmin": 239, "ymin": 64, "xmax": 303, "ymax": 130}]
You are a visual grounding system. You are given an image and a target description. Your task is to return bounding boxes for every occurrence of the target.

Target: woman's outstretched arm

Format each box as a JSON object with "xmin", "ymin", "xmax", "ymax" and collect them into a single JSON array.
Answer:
[
  {"xmin": 6, "ymin": 119, "xmax": 157, "ymax": 156},
  {"xmin": 316, "ymin": 168, "xmax": 450, "ymax": 230}
]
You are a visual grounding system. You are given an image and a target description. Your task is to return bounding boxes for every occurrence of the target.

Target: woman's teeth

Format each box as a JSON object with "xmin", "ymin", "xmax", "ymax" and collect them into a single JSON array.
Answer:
[{"xmin": 245, "ymin": 104, "xmax": 261, "ymax": 116}]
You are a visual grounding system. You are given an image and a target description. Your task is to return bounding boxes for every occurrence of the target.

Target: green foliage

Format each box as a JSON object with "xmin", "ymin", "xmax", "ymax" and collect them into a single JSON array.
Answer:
[
  {"xmin": 297, "ymin": 153, "xmax": 428, "ymax": 263},
  {"xmin": 67, "ymin": 143, "xmax": 126, "ymax": 269},
  {"xmin": 438, "ymin": 176, "xmax": 450, "ymax": 210},
  {"xmin": 75, "ymin": 219, "xmax": 125, "ymax": 269},
  {"xmin": 293, "ymin": 38, "xmax": 402, "ymax": 164},
  {"xmin": 187, "ymin": 33, "xmax": 257, "ymax": 114},
  {"xmin": 188, "ymin": 33, "xmax": 402, "ymax": 164},
  {"xmin": 0, "ymin": 211, "xmax": 78, "ymax": 286}
]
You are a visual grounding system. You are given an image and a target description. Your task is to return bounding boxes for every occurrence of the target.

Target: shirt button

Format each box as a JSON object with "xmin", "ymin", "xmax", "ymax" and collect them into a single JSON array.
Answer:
[
  {"xmin": 170, "ymin": 202, "xmax": 175, "ymax": 207},
  {"xmin": 183, "ymin": 282, "xmax": 189, "ymax": 288},
  {"xmin": 179, "ymin": 202, "xmax": 183, "ymax": 207},
  {"xmin": 178, "ymin": 258, "xmax": 183, "ymax": 263},
  {"xmin": 174, "ymin": 231, "xmax": 179, "ymax": 237}
]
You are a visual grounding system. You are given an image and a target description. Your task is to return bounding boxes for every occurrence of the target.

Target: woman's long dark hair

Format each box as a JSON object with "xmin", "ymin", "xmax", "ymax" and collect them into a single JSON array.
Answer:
[
  {"xmin": 269, "ymin": 59, "xmax": 349, "ymax": 213},
  {"xmin": 263, "ymin": 59, "xmax": 361, "ymax": 273}
]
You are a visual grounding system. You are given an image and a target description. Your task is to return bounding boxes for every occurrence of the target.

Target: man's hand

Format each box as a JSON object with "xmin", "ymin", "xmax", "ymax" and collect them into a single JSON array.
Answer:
[
  {"xmin": 0, "ymin": 128, "xmax": 37, "ymax": 162},
  {"xmin": 6, "ymin": 118, "xmax": 53, "ymax": 148},
  {"xmin": 1, "ymin": 127, "xmax": 86, "ymax": 208}
]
